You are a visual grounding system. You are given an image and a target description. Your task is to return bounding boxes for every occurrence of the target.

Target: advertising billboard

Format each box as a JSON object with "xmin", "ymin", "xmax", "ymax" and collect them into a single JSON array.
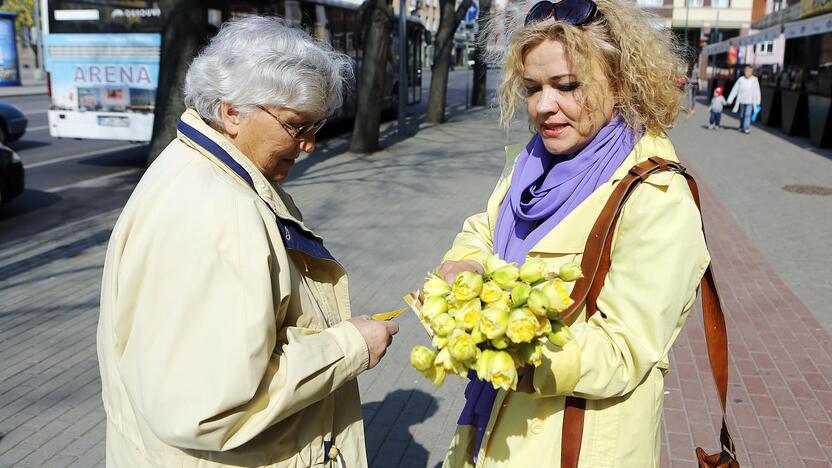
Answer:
[
  {"xmin": 44, "ymin": 33, "xmax": 160, "ymax": 140},
  {"xmin": 0, "ymin": 13, "xmax": 21, "ymax": 86}
]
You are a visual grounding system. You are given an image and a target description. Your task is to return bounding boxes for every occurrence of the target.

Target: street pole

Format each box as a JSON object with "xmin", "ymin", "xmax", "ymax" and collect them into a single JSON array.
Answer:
[
  {"xmin": 398, "ymin": 0, "xmax": 408, "ymax": 135},
  {"xmin": 684, "ymin": 2, "xmax": 690, "ymax": 56},
  {"xmin": 33, "ymin": 0, "xmax": 45, "ymax": 81}
]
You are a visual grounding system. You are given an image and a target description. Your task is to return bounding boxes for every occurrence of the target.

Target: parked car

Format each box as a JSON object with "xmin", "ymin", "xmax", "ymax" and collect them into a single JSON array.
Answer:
[
  {"xmin": 0, "ymin": 101, "xmax": 28, "ymax": 143},
  {"xmin": 0, "ymin": 143, "xmax": 24, "ymax": 206}
]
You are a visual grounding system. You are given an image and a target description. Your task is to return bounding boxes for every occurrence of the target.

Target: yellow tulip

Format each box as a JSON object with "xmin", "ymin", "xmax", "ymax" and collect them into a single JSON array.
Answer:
[
  {"xmin": 434, "ymin": 348, "xmax": 468, "ymax": 376},
  {"xmin": 526, "ymin": 289, "xmax": 550, "ymax": 317},
  {"xmin": 548, "ymin": 320, "xmax": 574, "ymax": 347},
  {"xmin": 432, "ymin": 335, "xmax": 449, "ymax": 349},
  {"xmin": 536, "ymin": 315, "xmax": 553, "ymax": 335},
  {"xmin": 492, "ymin": 264, "xmax": 520, "ymax": 289},
  {"xmin": 453, "ymin": 271, "xmax": 484, "ymax": 301},
  {"xmin": 510, "ymin": 283, "xmax": 531, "ymax": 307},
  {"xmin": 558, "ymin": 262, "xmax": 583, "ymax": 282},
  {"xmin": 425, "ymin": 366, "xmax": 447, "ymax": 386},
  {"xmin": 520, "ymin": 342, "xmax": 544, "ymax": 367},
  {"xmin": 541, "ymin": 278, "xmax": 575, "ymax": 318},
  {"xmin": 479, "ymin": 280, "xmax": 505, "ymax": 304},
  {"xmin": 488, "ymin": 351, "xmax": 519, "ymax": 391},
  {"xmin": 484, "ymin": 253, "xmax": 508, "ymax": 275},
  {"xmin": 491, "ymin": 336, "xmax": 510, "ymax": 349},
  {"xmin": 424, "ymin": 273, "xmax": 452, "ymax": 297},
  {"xmin": 519, "ymin": 258, "xmax": 546, "ymax": 284},
  {"xmin": 506, "ymin": 308, "xmax": 538, "ymax": 343},
  {"xmin": 453, "ymin": 299, "xmax": 482, "ymax": 331},
  {"xmin": 410, "ymin": 346, "xmax": 436, "ymax": 372},
  {"xmin": 480, "ymin": 304, "xmax": 510, "ymax": 339},
  {"xmin": 448, "ymin": 330, "xmax": 478, "ymax": 362},
  {"xmin": 421, "ymin": 295, "xmax": 448, "ymax": 322},
  {"xmin": 431, "ymin": 313, "xmax": 457, "ymax": 337},
  {"xmin": 475, "ymin": 349, "xmax": 496, "ymax": 380},
  {"xmin": 470, "ymin": 325, "xmax": 487, "ymax": 344}
]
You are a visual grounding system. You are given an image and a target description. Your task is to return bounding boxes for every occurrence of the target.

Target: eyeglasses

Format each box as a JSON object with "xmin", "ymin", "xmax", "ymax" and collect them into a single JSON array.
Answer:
[
  {"xmin": 524, "ymin": 0, "xmax": 600, "ymax": 27},
  {"xmin": 257, "ymin": 105, "xmax": 327, "ymax": 140}
]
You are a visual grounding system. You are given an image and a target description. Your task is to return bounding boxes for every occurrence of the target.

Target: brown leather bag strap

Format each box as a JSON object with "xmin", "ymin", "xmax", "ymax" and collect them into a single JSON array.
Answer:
[{"xmin": 560, "ymin": 157, "xmax": 736, "ymax": 468}]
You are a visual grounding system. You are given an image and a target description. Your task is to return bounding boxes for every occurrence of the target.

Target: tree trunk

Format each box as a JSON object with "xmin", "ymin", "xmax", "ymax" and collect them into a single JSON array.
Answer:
[
  {"xmin": 146, "ymin": 0, "xmax": 208, "ymax": 166},
  {"xmin": 426, "ymin": 0, "xmax": 472, "ymax": 124},
  {"xmin": 470, "ymin": 0, "xmax": 492, "ymax": 107},
  {"xmin": 349, "ymin": 0, "xmax": 393, "ymax": 154}
]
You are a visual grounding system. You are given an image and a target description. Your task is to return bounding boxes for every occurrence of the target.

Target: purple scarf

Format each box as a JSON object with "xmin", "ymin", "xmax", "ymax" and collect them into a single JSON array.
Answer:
[{"xmin": 457, "ymin": 115, "xmax": 640, "ymax": 460}]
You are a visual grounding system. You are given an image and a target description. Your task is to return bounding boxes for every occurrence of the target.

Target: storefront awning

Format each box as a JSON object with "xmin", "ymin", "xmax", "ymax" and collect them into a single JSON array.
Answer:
[
  {"xmin": 729, "ymin": 26, "xmax": 782, "ymax": 48},
  {"xmin": 703, "ymin": 40, "xmax": 732, "ymax": 56},
  {"xmin": 784, "ymin": 11, "xmax": 832, "ymax": 39}
]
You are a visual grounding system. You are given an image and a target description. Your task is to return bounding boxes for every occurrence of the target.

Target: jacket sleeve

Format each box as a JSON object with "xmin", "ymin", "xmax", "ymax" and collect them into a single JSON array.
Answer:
[
  {"xmin": 115, "ymin": 194, "xmax": 369, "ymax": 451},
  {"xmin": 532, "ymin": 175, "xmax": 710, "ymax": 398},
  {"xmin": 441, "ymin": 211, "xmax": 494, "ymax": 266}
]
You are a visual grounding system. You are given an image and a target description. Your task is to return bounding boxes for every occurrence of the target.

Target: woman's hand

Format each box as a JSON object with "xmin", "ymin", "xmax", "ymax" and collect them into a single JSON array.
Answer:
[
  {"xmin": 347, "ymin": 316, "xmax": 399, "ymax": 369},
  {"xmin": 435, "ymin": 260, "xmax": 484, "ymax": 284}
]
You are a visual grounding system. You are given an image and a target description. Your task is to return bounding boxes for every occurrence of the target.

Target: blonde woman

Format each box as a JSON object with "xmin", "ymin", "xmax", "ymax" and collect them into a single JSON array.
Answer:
[{"xmin": 436, "ymin": 0, "xmax": 710, "ymax": 466}]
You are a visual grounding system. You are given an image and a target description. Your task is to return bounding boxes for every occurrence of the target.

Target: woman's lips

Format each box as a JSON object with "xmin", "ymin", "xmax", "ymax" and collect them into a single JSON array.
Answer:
[{"xmin": 541, "ymin": 122, "xmax": 568, "ymax": 138}]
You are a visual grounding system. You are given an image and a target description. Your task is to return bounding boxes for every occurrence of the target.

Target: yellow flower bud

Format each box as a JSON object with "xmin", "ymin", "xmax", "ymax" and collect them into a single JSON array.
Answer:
[
  {"xmin": 448, "ymin": 330, "xmax": 478, "ymax": 362},
  {"xmin": 510, "ymin": 283, "xmax": 531, "ymax": 307},
  {"xmin": 537, "ymin": 315, "xmax": 552, "ymax": 335},
  {"xmin": 492, "ymin": 264, "xmax": 520, "ymax": 290},
  {"xmin": 491, "ymin": 336, "xmax": 510, "ymax": 349},
  {"xmin": 475, "ymin": 349, "xmax": 496, "ymax": 380},
  {"xmin": 424, "ymin": 273, "xmax": 451, "ymax": 297},
  {"xmin": 434, "ymin": 348, "xmax": 468, "ymax": 376},
  {"xmin": 410, "ymin": 346, "xmax": 436, "ymax": 372},
  {"xmin": 520, "ymin": 342, "xmax": 544, "ymax": 367},
  {"xmin": 558, "ymin": 262, "xmax": 583, "ymax": 282},
  {"xmin": 479, "ymin": 280, "xmax": 505, "ymax": 304},
  {"xmin": 432, "ymin": 335, "xmax": 449, "ymax": 349},
  {"xmin": 548, "ymin": 320, "xmax": 574, "ymax": 347},
  {"xmin": 506, "ymin": 308, "xmax": 538, "ymax": 343},
  {"xmin": 470, "ymin": 325, "xmax": 487, "ymax": 344},
  {"xmin": 453, "ymin": 271, "xmax": 484, "ymax": 301},
  {"xmin": 484, "ymin": 254, "xmax": 508, "ymax": 275},
  {"xmin": 541, "ymin": 278, "xmax": 574, "ymax": 318},
  {"xmin": 488, "ymin": 351, "xmax": 519, "ymax": 391},
  {"xmin": 519, "ymin": 258, "xmax": 546, "ymax": 284},
  {"xmin": 431, "ymin": 313, "xmax": 456, "ymax": 337},
  {"xmin": 421, "ymin": 295, "xmax": 448, "ymax": 322},
  {"xmin": 425, "ymin": 366, "xmax": 447, "ymax": 386},
  {"xmin": 480, "ymin": 304, "xmax": 510, "ymax": 339},
  {"xmin": 526, "ymin": 289, "xmax": 550, "ymax": 317},
  {"xmin": 453, "ymin": 299, "xmax": 482, "ymax": 331}
]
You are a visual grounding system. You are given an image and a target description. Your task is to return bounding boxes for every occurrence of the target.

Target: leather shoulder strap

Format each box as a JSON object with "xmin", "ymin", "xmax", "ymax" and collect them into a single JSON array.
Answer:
[{"xmin": 560, "ymin": 157, "xmax": 736, "ymax": 468}]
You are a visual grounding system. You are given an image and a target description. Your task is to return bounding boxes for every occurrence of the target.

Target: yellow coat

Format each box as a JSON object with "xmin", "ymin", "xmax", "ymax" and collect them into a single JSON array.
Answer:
[
  {"xmin": 442, "ymin": 132, "xmax": 710, "ymax": 468},
  {"xmin": 97, "ymin": 109, "xmax": 369, "ymax": 467}
]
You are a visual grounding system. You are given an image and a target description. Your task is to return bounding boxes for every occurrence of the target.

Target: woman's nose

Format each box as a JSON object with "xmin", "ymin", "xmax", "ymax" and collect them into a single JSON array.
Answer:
[
  {"xmin": 299, "ymin": 133, "xmax": 316, "ymax": 153},
  {"xmin": 535, "ymin": 87, "xmax": 560, "ymax": 116}
]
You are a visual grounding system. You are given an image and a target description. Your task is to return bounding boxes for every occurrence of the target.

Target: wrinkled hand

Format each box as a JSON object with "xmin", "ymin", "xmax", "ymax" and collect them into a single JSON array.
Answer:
[
  {"xmin": 348, "ymin": 316, "xmax": 399, "ymax": 369},
  {"xmin": 436, "ymin": 260, "xmax": 484, "ymax": 284}
]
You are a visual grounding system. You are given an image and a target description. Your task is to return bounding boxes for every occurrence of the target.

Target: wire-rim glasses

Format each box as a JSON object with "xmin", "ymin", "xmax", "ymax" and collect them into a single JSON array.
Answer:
[{"xmin": 256, "ymin": 105, "xmax": 327, "ymax": 140}]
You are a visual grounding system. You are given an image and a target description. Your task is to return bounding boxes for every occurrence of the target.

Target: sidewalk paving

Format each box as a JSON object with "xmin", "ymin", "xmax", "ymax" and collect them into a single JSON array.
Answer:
[
  {"xmin": 0, "ymin": 79, "xmax": 48, "ymax": 98},
  {"xmin": 1, "ymin": 103, "xmax": 831, "ymax": 467}
]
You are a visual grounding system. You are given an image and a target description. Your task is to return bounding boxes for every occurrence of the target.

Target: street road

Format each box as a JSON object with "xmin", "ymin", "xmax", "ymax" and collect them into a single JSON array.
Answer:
[{"xmin": 0, "ymin": 69, "xmax": 495, "ymax": 247}]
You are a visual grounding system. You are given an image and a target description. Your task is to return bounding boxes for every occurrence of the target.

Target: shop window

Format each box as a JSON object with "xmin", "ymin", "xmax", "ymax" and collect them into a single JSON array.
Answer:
[
  {"xmin": 756, "ymin": 41, "xmax": 774, "ymax": 54},
  {"xmin": 687, "ymin": 0, "xmax": 703, "ymax": 7},
  {"xmin": 712, "ymin": 0, "xmax": 729, "ymax": 8},
  {"xmin": 636, "ymin": 0, "xmax": 663, "ymax": 6}
]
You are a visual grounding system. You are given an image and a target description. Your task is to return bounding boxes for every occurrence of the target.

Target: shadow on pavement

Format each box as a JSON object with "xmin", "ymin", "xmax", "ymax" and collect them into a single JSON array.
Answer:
[
  {"xmin": 0, "ymin": 189, "xmax": 62, "ymax": 220},
  {"xmin": 7, "ymin": 139, "xmax": 51, "ymax": 152},
  {"xmin": 363, "ymin": 389, "xmax": 438, "ymax": 468}
]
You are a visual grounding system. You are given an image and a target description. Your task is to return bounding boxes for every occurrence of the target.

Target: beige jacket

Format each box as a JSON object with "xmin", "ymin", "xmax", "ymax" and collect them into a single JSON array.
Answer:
[
  {"xmin": 442, "ymin": 132, "xmax": 710, "ymax": 467},
  {"xmin": 97, "ymin": 109, "xmax": 370, "ymax": 467}
]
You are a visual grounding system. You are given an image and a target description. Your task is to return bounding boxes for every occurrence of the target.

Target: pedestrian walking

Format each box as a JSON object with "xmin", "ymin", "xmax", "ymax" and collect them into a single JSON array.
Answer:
[
  {"xmin": 436, "ymin": 0, "xmax": 710, "ymax": 467},
  {"xmin": 727, "ymin": 65, "xmax": 761, "ymax": 134},
  {"xmin": 709, "ymin": 86, "xmax": 727, "ymax": 129},
  {"xmin": 97, "ymin": 16, "xmax": 398, "ymax": 468},
  {"xmin": 687, "ymin": 63, "xmax": 700, "ymax": 113}
]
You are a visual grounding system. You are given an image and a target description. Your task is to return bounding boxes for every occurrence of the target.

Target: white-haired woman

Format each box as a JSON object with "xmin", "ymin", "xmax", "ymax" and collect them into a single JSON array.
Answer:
[
  {"xmin": 437, "ymin": 0, "xmax": 710, "ymax": 466},
  {"xmin": 97, "ymin": 16, "xmax": 398, "ymax": 468}
]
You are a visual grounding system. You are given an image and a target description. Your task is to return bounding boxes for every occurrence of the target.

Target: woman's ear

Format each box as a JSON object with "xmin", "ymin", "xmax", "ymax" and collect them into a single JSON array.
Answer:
[{"xmin": 219, "ymin": 102, "xmax": 242, "ymax": 137}]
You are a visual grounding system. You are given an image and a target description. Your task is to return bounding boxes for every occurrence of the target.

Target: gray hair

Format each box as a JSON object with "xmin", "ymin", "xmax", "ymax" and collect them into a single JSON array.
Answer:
[{"xmin": 184, "ymin": 16, "xmax": 353, "ymax": 124}]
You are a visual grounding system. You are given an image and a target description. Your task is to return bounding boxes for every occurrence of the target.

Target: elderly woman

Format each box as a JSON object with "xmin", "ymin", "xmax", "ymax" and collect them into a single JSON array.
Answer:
[
  {"xmin": 97, "ymin": 16, "xmax": 398, "ymax": 467},
  {"xmin": 437, "ymin": 0, "xmax": 709, "ymax": 466}
]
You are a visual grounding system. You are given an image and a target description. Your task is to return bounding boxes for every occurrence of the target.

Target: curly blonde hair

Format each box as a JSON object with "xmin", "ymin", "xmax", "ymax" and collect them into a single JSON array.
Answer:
[{"xmin": 491, "ymin": 0, "xmax": 685, "ymax": 133}]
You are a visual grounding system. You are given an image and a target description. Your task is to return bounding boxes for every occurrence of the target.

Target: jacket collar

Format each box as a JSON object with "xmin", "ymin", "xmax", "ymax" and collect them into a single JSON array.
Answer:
[
  {"xmin": 491, "ymin": 131, "xmax": 679, "ymax": 254},
  {"xmin": 176, "ymin": 108, "xmax": 309, "ymax": 227}
]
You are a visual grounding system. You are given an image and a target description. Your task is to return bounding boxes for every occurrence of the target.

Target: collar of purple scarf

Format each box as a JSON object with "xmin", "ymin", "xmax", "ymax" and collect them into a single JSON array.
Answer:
[{"xmin": 457, "ymin": 115, "xmax": 641, "ymax": 461}]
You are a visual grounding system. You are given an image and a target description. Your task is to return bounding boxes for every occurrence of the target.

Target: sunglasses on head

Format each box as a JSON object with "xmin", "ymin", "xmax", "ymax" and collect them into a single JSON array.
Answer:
[{"xmin": 524, "ymin": 0, "xmax": 600, "ymax": 27}]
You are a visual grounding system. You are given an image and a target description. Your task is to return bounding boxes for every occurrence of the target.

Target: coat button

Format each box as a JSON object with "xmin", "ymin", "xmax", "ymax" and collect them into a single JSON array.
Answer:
[
  {"xmin": 328, "ymin": 444, "xmax": 339, "ymax": 460},
  {"xmin": 530, "ymin": 419, "xmax": 545, "ymax": 434}
]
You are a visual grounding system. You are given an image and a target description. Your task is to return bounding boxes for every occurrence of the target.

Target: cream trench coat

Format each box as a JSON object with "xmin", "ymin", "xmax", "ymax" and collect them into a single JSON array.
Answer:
[
  {"xmin": 442, "ymin": 132, "xmax": 710, "ymax": 468},
  {"xmin": 97, "ymin": 109, "xmax": 370, "ymax": 468}
]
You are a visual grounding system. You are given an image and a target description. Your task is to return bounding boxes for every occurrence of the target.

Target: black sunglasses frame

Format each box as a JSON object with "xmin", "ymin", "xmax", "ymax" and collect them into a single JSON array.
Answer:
[{"xmin": 524, "ymin": 0, "xmax": 600, "ymax": 27}]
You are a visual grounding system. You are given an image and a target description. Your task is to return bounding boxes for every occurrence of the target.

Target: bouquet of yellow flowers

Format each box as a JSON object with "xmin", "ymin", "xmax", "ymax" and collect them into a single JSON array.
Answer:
[{"xmin": 408, "ymin": 254, "xmax": 582, "ymax": 391}]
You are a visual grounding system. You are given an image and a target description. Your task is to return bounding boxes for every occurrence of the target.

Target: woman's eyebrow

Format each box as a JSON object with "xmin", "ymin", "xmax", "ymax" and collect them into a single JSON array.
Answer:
[{"xmin": 523, "ymin": 73, "xmax": 575, "ymax": 83}]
